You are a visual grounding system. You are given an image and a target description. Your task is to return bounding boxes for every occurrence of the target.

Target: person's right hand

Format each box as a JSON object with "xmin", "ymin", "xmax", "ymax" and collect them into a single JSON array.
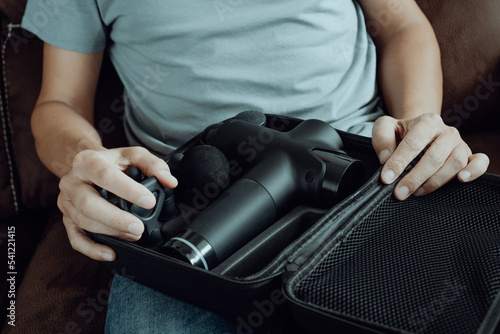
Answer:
[{"xmin": 57, "ymin": 146, "xmax": 178, "ymax": 261}]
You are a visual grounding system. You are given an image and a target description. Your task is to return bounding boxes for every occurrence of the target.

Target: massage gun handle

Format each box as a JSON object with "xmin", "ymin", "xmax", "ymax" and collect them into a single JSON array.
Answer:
[{"xmin": 100, "ymin": 176, "xmax": 176, "ymax": 248}]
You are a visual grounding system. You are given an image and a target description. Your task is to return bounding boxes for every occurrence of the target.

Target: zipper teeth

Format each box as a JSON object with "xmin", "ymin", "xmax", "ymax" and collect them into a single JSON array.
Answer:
[{"xmin": 222, "ymin": 270, "xmax": 285, "ymax": 285}]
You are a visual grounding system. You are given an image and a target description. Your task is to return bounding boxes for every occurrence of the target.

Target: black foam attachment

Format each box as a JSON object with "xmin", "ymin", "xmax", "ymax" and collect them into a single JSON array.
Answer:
[
  {"xmin": 233, "ymin": 110, "xmax": 266, "ymax": 126},
  {"xmin": 178, "ymin": 145, "xmax": 230, "ymax": 192},
  {"xmin": 201, "ymin": 110, "xmax": 267, "ymax": 144}
]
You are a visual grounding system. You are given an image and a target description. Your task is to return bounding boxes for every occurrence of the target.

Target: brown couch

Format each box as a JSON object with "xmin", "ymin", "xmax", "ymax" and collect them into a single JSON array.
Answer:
[{"xmin": 0, "ymin": 0, "xmax": 499, "ymax": 333}]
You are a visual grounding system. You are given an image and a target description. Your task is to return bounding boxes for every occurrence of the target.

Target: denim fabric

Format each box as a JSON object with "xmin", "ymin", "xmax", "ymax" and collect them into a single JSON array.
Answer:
[{"xmin": 105, "ymin": 275, "xmax": 240, "ymax": 334}]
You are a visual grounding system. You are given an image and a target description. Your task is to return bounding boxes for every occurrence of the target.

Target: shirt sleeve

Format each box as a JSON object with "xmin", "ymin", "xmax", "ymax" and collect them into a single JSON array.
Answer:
[{"xmin": 21, "ymin": 0, "xmax": 107, "ymax": 53}]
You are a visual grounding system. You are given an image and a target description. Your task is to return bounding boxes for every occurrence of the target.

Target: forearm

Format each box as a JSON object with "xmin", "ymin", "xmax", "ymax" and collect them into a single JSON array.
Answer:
[
  {"xmin": 377, "ymin": 23, "xmax": 442, "ymax": 119},
  {"xmin": 31, "ymin": 100, "xmax": 103, "ymax": 178},
  {"xmin": 359, "ymin": 0, "xmax": 488, "ymax": 201}
]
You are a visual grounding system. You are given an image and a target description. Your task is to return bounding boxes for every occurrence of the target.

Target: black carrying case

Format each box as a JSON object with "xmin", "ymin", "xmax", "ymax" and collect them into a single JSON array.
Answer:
[{"xmin": 91, "ymin": 114, "xmax": 500, "ymax": 334}]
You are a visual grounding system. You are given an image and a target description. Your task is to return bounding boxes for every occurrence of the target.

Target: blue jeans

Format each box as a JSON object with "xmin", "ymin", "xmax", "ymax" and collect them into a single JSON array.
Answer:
[{"xmin": 105, "ymin": 275, "xmax": 274, "ymax": 334}]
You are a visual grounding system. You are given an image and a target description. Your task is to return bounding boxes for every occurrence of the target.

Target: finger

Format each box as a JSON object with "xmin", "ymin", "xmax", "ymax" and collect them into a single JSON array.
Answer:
[
  {"xmin": 382, "ymin": 114, "xmax": 442, "ymax": 185},
  {"xmin": 413, "ymin": 144, "xmax": 470, "ymax": 196},
  {"xmin": 73, "ymin": 150, "xmax": 158, "ymax": 209},
  {"xmin": 59, "ymin": 178, "xmax": 145, "ymax": 237},
  {"xmin": 62, "ymin": 215, "xmax": 117, "ymax": 262},
  {"xmin": 59, "ymin": 197, "xmax": 143, "ymax": 242},
  {"xmin": 371, "ymin": 116, "xmax": 398, "ymax": 164},
  {"xmin": 393, "ymin": 128, "xmax": 461, "ymax": 200},
  {"xmin": 458, "ymin": 153, "xmax": 490, "ymax": 183},
  {"xmin": 121, "ymin": 147, "xmax": 178, "ymax": 188}
]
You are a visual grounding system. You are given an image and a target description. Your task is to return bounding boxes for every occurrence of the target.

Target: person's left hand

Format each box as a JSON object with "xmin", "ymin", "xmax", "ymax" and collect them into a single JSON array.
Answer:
[{"xmin": 371, "ymin": 113, "xmax": 490, "ymax": 200}]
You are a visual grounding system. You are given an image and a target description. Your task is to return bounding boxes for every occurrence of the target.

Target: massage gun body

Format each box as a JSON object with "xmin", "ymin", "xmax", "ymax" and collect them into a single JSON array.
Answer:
[
  {"xmin": 165, "ymin": 119, "xmax": 364, "ymax": 269},
  {"xmin": 208, "ymin": 119, "xmax": 348, "ymax": 211}
]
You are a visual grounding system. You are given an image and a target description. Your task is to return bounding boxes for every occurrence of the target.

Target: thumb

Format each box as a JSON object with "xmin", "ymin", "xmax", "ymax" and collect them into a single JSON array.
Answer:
[{"xmin": 372, "ymin": 115, "xmax": 399, "ymax": 164}]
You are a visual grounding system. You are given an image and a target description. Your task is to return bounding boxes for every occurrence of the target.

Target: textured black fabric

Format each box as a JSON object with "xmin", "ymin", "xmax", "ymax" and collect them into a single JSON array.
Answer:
[{"xmin": 294, "ymin": 178, "xmax": 500, "ymax": 334}]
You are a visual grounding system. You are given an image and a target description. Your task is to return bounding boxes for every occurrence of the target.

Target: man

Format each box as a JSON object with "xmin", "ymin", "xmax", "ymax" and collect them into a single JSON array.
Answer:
[{"xmin": 22, "ymin": 0, "xmax": 489, "ymax": 332}]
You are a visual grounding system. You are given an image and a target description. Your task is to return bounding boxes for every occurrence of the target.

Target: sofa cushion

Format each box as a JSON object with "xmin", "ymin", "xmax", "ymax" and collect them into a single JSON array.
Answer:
[
  {"xmin": 463, "ymin": 131, "xmax": 500, "ymax": 175},
  {"xmin": 0, "ymin": 0, "xmax": 25, "ymax": 23},
  {"xmin": 0, "ymin": 96, "xmax": 17, "ymax": 217},
  {"xmin": 0, "ymin": 210, "xmax": 50, "ymax": 326},
  {"xmin": 1, "ymin": 212, "xmax": 112, "ymax": 334},
  {"xmin": 0, "ymin": 1, "xmax": 59, "ymax": 219},
  {"xmin": 416, "ymin": 0, "xmax": 500, "ymax": 132},
  {"xmin": 0, "ymin": 0, "xmax": 26, "ymax": 217}
]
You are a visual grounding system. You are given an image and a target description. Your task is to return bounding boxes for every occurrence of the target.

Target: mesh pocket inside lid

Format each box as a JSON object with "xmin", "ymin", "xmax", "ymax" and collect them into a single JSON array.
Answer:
[{"xmin": 294, "ymin": 178, "xmax": 500, "ymax": 334}]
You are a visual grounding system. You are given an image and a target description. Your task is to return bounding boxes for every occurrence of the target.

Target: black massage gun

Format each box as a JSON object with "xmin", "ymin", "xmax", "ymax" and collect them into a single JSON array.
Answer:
[{"xmin": 164, "ymin": 117, "xmax": 364, "ymax": 270}]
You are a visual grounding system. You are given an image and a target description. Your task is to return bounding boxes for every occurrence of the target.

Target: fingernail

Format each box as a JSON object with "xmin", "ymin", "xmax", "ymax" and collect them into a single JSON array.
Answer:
[
  {"xmin": 161, "ymin": 171, "xmax": 178, "ymax": 185},
  {"xmin": 395, "ymin": 186, "xmax": 410, "ymax": 200},
  {"xmin": 414, "ymin": 187, "xmax": 426, "ymax": 197},
  {"xmin": 102, "ymin": 252, "xmax": 114, "ymax": 262},
  {"xmin": 128, "ymin": 222, "xmax": 144, "ymax": 236},
  {"xmin": 383, "ymin": 169, "xmax": 396, "ymax": 184},
  {"xmin": 378, "ymin": 149, "xmax": 391, "ymax": 163},
  {"xmin": 126, "ymin": 233, "xmax": 140, "ymax": 241},
  {"xmin": 460, "ymin": 170, "xmax": 471, "ymax": 182},
  {"xmin": 139, "ymin": 195, "xmax": 155, "ymax": 208}
]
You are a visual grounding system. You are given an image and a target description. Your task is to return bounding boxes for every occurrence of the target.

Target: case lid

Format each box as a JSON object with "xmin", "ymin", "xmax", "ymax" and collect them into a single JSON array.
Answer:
[{"xmin": 284, "ymin": 173, "xmax": 500, "ymax": 334}]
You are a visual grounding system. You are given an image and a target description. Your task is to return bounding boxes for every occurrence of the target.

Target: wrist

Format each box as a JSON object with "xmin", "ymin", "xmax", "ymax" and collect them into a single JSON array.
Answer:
[
  {"xmin": 49, "ymin": 130, "xmax": 104, "ymax": 177},
  {"xmin": 388, "ymin": 105, "xmax": 441, "ymax": 120}
]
